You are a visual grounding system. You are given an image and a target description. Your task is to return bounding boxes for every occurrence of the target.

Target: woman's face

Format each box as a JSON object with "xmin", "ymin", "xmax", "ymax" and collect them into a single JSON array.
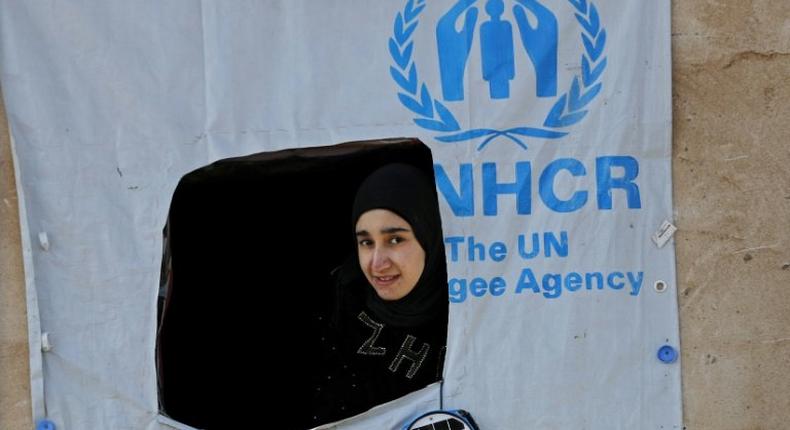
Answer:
[{"xmin": 355, "ymin": 209, "xmax": 426, "ymax": 301}]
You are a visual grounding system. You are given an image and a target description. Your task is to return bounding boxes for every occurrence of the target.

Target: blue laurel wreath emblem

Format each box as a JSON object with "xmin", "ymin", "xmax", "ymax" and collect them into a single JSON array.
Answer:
[{"xmin": 389, "ymin": 0, "xmax": 608, "ymax": 151}]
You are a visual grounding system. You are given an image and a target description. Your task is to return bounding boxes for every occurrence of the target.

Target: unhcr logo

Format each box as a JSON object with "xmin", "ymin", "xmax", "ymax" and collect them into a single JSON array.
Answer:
[{"xmin": 388, "ymin": 0, "xmax": 608, "ymax": 151}]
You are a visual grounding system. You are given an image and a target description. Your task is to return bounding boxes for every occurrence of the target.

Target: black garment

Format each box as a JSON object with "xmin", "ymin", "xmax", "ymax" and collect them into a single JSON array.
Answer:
[
  {"xmin": 308, "ymin": 271, "xmax": 447, "ymax": 426},
  {"xmin": 350, "ymin": 163, "xmax": 448, "ymax": 328},
  {"xmin": 308, "ymin": 163, "xmax": 449, "ymax": 426}
]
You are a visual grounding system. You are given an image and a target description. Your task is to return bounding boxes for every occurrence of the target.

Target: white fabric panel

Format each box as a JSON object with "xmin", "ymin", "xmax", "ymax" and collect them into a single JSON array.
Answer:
[
  {"xmin": 313, "ymin": 384, "xmax": 441, "ymax": 430},
  {"xmin": 0, "ymin": 1, "xmax": 678, "ymax": 429}
]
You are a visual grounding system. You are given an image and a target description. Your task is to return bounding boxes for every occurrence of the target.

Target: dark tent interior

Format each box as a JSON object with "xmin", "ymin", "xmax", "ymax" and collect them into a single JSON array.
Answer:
[{"xmin": 156, "ymin": 138, "xmax": 440, "ymax": 429}]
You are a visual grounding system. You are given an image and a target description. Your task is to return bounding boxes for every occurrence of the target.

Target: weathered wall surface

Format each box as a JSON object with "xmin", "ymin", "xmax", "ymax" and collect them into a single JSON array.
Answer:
[
  {"xmin": 1, "ymin": 1, "xmax": 789, "ymax": 428},
  {"xmin": 0, "ymin": 87, "xmax": 33, "ymax": 429},
  {"xmin": 672, "ymin": 1, "xmax": 790, "ymax": 429}
]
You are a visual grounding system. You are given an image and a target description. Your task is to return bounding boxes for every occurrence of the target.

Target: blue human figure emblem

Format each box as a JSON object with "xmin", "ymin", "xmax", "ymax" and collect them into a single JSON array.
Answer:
[
  {"xmin": 480, "ymin": 0, "xmax": 515, "ymax": 99},
  {"xmin": 436, "ymin": 0, "xmax": 479, "ymax": 101},
  {"xmin": 393, "ymin": 0, "xmax": 607, "ymax": 148},
  {"xmin": 437, "ymin": 0, "xmax": 559, "ymax": 101},
  {"xmin": 513, "ymin": 0, "xmax": 558, "ymax": 97}
]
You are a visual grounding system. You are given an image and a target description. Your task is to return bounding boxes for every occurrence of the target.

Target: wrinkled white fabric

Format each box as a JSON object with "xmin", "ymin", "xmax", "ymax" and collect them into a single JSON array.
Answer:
[{"xmin": 0, "ymin": 1, "xmax": 677, "ymax": 429}]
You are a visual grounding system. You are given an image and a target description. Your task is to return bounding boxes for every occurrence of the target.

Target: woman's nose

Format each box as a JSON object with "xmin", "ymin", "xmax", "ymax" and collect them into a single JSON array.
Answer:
[{"xmin": 371, "ymin": 247, "xmax": 391, "ymax": 270}]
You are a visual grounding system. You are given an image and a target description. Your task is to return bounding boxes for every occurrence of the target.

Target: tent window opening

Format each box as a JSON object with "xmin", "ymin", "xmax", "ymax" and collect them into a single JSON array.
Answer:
[{"xmin": 155, "ymin": 139, "xmax": 449, "ymax": 429}]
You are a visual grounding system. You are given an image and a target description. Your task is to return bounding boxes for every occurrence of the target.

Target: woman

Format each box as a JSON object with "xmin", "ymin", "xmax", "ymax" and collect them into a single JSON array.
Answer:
[{"xmin": 309, "ymin": 163, "xmax": 449, "ymax": 426}]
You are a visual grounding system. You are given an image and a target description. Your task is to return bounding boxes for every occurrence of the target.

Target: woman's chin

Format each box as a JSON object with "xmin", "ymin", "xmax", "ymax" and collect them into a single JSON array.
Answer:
[
  {"xmin": 374, "ymin": 288, "xmax": 401, "ymax": 301},
  {"xmin": 372, "ymin": 284, "xmax": 406, "ymax": 301}
]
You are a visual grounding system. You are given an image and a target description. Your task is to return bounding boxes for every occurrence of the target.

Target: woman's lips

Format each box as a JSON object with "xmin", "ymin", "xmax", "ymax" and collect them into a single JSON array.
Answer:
[{"xmin": 373, "ymin": 274, "xmax": 400, "ymax": 287}]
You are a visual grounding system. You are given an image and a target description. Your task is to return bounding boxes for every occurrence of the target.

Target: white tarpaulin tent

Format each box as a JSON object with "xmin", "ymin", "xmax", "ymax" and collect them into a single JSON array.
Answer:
[{"xmin": 1, "ymin": 0, "xmax": 678, "ymax": 428}]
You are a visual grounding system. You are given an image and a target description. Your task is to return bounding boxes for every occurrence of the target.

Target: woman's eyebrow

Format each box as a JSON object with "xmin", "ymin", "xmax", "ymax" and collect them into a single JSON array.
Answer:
[
  {"xmin": 355, "ymin": 227, "xmax": 411, "ymax": 237},
  {"xmin": 381, "ymin": 226, "xmax": 410, "ymax": 234}
]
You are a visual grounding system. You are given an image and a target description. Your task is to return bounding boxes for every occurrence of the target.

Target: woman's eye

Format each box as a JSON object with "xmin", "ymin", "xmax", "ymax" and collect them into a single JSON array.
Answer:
[
  {"xmin": 358, "ymin": 239, "xmax": 373, "ymax": 247},
  {"xmin": 389, "ymin": 236, "xmax": 403, "ymax": 245}
]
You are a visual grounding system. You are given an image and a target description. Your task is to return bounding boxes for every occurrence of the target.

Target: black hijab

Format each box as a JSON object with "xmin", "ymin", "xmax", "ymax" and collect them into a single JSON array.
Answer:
[{"xmin": 347, "ymin": 163, "xmax": 448, "ymax": 328}]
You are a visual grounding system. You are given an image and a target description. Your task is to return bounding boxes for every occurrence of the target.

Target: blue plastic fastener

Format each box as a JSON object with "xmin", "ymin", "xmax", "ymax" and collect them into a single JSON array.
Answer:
[
  {"xmin": 657, "ymin": 345, "xmax": 678, "ymax": 363},
  {"xmin": 36, "ymin": 419, "xmax": 56, "ymax": 430}
]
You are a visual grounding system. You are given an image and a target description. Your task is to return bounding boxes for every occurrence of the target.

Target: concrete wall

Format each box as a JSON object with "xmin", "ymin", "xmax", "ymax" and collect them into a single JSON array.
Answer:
[
  {"xmin": 0, "ymin": 87, "xmax": 33, "ymax": 429},
  {"xmin": 1, "ymin": 2, "xmax": 788, "ymax": 428},
  {"xmin": 672, "ymin": 2, "xmax": 790, "ymax": 428}
]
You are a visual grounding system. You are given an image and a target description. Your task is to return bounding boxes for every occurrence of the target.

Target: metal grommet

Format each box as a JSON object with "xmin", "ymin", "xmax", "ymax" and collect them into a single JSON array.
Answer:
[
  {"xmin": 657, "ymin": 345, "xmax": 678, "ymax": 363},
  {"xmin": 654, "ymin": 280, "xmax": 668, "ymax": 293}
]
